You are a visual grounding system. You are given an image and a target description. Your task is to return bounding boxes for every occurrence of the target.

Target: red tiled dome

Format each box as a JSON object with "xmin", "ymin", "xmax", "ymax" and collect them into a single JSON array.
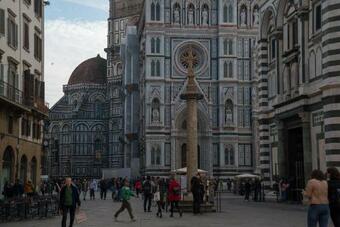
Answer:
[{"xmin": 68, "ymin": 55, "xmax": 107, "ymax": 85}]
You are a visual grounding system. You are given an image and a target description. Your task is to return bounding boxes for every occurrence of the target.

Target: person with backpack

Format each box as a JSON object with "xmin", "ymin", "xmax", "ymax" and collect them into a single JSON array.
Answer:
[
  {"xmin": 114, "ymin": 179, "xmax": 136, "ymax": 222},
  {"xmin": 143, "ymin": 176, "xmax": 153, "ymax": 212},
  {"xmin": 327, "ymin": 167, "xmax": 340, "ymax": 227},
  {"xmin": 168, "ymin": 175, "xmax": 183, "ymax": 218}
]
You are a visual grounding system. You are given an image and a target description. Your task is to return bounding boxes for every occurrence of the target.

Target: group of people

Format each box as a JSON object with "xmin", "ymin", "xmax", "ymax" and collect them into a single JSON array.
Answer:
[
  {"xmin": 242, "ymin": 179, "xmax": 264, "ymax": 202},
  {"xmin": 303, "ymin": 167, "xmax": 340, "ymax": 227},
  {"xmin": 2, "ymin": 179, "xmax": 36, "ymax": 199}
]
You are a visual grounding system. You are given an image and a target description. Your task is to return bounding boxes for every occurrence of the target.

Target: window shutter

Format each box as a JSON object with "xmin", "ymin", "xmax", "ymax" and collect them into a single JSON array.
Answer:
[
  {"xmin": 15, "ymin": 24, "xmax": 18, "ymax": 48},
  {"xmin": 0, "ymin": 9, "xmax": 5, "ymax": 35}
]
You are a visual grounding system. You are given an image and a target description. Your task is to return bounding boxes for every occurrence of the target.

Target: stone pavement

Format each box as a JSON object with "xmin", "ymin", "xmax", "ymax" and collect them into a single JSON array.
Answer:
[{"xmin": 4, "ymin": 193, "xmax": 328, "ymax": 227}]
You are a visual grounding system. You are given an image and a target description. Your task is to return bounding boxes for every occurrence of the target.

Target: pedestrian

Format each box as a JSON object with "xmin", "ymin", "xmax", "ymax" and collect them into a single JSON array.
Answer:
[
  {"xmin": 143, "ymin": 176, "xmax": 153, "ymax": 212},
  {"xmin": 244, "ymin": 180, "xmax": 251, "ymax": 201},
  {"xmin": 59, "ymin": 177, "xmax": 81, "ymax": 227},
  {"xmin": 303, "ymin": 169, "xmax": 329, "ymax": 227},
  {"xmin": 89, "ymin": 179, "xmax": 97, "ymax": 200},
  {"xmin": 24, "ymin": 180, "xmax": 34, "ymax": 197},
  {"xmin": 100, "ymin": 178, "xmax": 107, "ymax": 200},
  {"xmin": 327, "ymin": 167, "xmax": 340, "ymax": 227},
  {"xmin": 191, "ymin": 174, "xmax": 203, "ymax": 214},
  {"xmin": 81, "ymin": 179, "xmax": 88, "ymax": 201},
  {"xmin": 135, "ymin": 179, "xmax": 142, "ymax": 198},
  {"xmin": 114, "ymin": 179, "xmax": 136, "ymax": 222},
  {"xmin": 168, "ymin": 175, "xmax": 183, "ymax": 218}
]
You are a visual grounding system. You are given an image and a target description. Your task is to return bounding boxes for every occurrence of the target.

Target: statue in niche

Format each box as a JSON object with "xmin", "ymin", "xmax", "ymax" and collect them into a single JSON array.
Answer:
[
  {"xmin": 174, "ymin": 6, "xmax": 180, "ymax": 24},
  {"xmin": 225, "ymin": 101, "xmax": 233, "ymax": 124},
  {"xmin": 188, "ymin": 7, "xmax": 194, "ymax": 25},
  {"xmin": 240, "ymin": 7, "xmax": 247, "ymax": 26},
  {"xmin": 253, "ymin": 8, "xmax": 259, "ymax": 26},
  {"xmin": 152, "ymin": 107, "xmax": 160, "ymax": 123},
  {"xmin": 202, "ymin": 7, "xmax": 209, "ymax": 25}
]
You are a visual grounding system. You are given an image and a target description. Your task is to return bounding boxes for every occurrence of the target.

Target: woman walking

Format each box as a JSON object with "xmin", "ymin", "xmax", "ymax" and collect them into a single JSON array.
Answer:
[
  {"xmin": 303, "ymin": 169, "xmax": 329, "ymax": 227},
  {"xmin": 327, "ymin": 167, "xmax": 340, "ymax": 227},
  {"xmin": 168, "ymin": 175, "xmax": 183, "ymax": 218}
]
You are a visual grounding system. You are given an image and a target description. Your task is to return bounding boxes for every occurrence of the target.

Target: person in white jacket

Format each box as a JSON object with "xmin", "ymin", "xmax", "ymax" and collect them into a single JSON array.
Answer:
[{"xmin": 89, "ymin": 179, "xmax": 97, "ymax": 200}]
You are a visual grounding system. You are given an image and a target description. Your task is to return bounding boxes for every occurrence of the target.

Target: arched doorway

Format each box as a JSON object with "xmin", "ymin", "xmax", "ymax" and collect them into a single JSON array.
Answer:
[
  {"xmin": 1, "ymin": 147, "xmax": 15, "ymax": 195},
  {"xmin": 20, "ymin": 155, "xmax": 28, "ymax": 183},
  {"xmin": 31, "ymin": 157, "xmax": 37, "ymax": 187}
]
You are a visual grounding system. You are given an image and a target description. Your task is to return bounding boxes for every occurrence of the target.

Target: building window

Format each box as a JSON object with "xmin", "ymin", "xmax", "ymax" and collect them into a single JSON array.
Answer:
[
  {"xmin": 238, "ymin": 144, "xmax": 252, "ymax": 167},
  {"xmin": 151, "ymin": 37, "xmax": 161, "ymax": 54},
  {"xmin": 223, "ymin": 3, "xmax": 233, "ymax": 23},
  {"xmin": 224, "ymin": 61, "xmax": 233, "ymax": 78},
  {"xmin": 8, "ymin": 115, "xmax": 13, "ymax": 134},
  {"xmin": 224, "ymin": 39, "xmax": 233, "ymax": 55},
  {"xmin": 213, "ymin": 143, "xmax": 220, "ymax": 166},
  {"xmin": 23, "ymin": 20, "xmax": 30, "ymax": 51},
  {"xmin": 314, "ymin": 3, "xmax": 321, "ymax": 32},
  {"xmin": 151, "ymin": 1, "xmax": 161, "ymax": 21},
  {"xmin": 7, "ymin": 15, "xmax": 18, "ymax": 49},
  {"xmin": 270, "ymin": 37, "xmax": 276, "ymax": 61},
  {"xmin": 238, "ymin": 87, "xmax": 252, "ymax": 128},
  {"xmin": 151, "ymin": 145, "xmax": 161, "ymax": 165},
  {"xmin": 225, "ymin": 145, "xmax": 234, "ymax": 165},
  {"xmin": 0, "ymin": 9, "xmax": 5, "ymax": 36},
  {"xmin": 34, "ymin": 0, "xmax": 43, "ymax": 18},
  {"xmin": 34, "ymin": 33, "xmax": 42, "ymax": 61},
  {"xmin": 151, "ymin": 60, "xmax": 161, "ymax": 77}
]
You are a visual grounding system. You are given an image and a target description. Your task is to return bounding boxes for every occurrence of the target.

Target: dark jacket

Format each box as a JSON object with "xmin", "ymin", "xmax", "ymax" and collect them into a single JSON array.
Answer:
[
  {"xmin": 328, "ymin": 180, "xmax": 340, "ymax": 207},
  {"xmin": 59, "ymin": 184, "xmax": 81, "ymax": 209}
]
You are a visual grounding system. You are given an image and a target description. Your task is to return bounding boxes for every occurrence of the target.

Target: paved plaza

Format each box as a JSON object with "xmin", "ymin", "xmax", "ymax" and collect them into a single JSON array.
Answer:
[{"xmin": 4, "ymin": 193, "xmax": 320, "ymax": 227}]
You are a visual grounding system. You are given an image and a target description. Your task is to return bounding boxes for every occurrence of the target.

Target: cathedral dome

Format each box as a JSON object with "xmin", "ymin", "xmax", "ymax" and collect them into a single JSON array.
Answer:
[{"xmin": 68, "ymin": 55, "xmax": 107, "ymax": 85}]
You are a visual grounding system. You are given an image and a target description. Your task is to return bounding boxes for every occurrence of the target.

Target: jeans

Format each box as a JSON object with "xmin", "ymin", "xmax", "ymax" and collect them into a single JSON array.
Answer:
[
  {"xmin": 114, "ymin": 200, "xmax": 134, "ymax": 219},
  {"xmin": 144, "ymin": 194, "xmax": 152, "ymax": 211},
  {"xmin": 61, "ymin": 206, "xmax": 75, "ymax": 227},
  {"xmin": 307, "ymin": 204, "xmax": 330, "ymax": 227}
]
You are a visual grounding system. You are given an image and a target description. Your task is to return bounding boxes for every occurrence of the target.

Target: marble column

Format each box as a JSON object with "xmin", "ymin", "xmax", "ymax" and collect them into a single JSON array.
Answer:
[
  {"xmin": 299, "ymin": 112, "xmax": 312, "ymax": 184},
  {"xmin": 180, "ymin": 47, "xmax": 203, "ymax": 189}
]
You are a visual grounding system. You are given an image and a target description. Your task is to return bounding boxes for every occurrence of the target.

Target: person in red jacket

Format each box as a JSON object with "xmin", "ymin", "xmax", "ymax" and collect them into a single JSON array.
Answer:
[
  {"xmin": 134, "ymin": 179, "xmax": 142, "ymax": 198},
  {"xmin": 168, "ymin": 175, "xmax": 183, "ymax": 217}
]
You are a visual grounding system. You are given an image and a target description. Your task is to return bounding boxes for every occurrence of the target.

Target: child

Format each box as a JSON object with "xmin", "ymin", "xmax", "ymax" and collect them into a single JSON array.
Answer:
[{"xmin": 114, "ymin": 179, "xmax": 136, "ymax": 222}]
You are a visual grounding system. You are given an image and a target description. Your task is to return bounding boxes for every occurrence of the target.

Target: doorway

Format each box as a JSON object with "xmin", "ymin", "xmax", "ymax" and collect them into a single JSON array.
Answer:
[{"xmin": 287, "ymin": 127, "xmax": 304, "ymax": 201}]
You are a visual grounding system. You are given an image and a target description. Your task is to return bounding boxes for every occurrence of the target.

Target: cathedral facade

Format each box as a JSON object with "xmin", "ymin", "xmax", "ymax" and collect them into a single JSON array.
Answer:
[{"xmin": 117, "ymin": 0, "xmax": 261, "ymax": 178}]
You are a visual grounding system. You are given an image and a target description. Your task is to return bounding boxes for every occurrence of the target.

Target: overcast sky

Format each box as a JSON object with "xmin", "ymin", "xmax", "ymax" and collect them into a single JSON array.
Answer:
[{"xmin": 45, "ymin": 0, "xmax": 108, "ymax": 106}]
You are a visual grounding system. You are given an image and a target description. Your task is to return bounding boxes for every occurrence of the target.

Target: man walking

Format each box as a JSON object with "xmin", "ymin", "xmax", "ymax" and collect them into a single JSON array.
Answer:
[
  {"xmin": 81, "ymin": 179, "xmax": 88, "ymax": 201},
  {"xmin": 143, "ymin": 176, "xmax": 153, "ymax": 212},
  {"xmin": 89, "ymin": 179, "xmax": 97, "ymax": 200},
  {"xmin": 99, "ymin": 178, "xmax": 107, "ymax": 200},
  {"xmin": 114, "ymin": 179, "xmax": 136, "ymax": 222},
  {"xmin": 59, "ymin": 177, "xmax": 81, "ymax": 227}
]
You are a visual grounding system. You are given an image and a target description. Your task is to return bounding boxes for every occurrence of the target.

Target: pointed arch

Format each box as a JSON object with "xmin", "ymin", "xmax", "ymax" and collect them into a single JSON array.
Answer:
[
  {"xmin": 228, "ymin": 3, "xmax": 233, "ymax": 22},
  {"xmin": 151, "ymin": 37, "xmax": 155, "ymax": 53},
  {"xmin": 151, "ymin": 2, "xmax": 156, "ymax": 20},
  {"xmin": 155, "ymin": 2, "xmax": 161, "ymax": 21},
  {"xmin": 156, "ymin": 38, "xmax": 161, "ymax": 53},
  {"xmin": 224, "ymin": 144, "xmax": 234, "ymax": 165},
  {"xmin": 309, "ymin": 51, "xmax": 316, "ymax": 80}
]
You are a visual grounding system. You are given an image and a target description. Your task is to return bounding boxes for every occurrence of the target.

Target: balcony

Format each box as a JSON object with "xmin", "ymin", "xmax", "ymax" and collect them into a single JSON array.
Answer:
[{"xmin": 0, "ymin": 79, "xmax": 23, "ymax": 106}]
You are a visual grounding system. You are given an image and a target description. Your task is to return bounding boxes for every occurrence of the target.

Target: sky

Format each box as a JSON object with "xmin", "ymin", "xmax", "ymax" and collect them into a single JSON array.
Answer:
[{"xmin": 45, "ymin": 0, "xmax": 108, "ymax": 106}]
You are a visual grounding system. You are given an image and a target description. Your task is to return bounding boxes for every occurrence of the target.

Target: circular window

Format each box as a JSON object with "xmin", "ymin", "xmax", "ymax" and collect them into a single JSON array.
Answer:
[{"xmin": 174, "ymin": 41, "xmax": 209, "ymax": 76}]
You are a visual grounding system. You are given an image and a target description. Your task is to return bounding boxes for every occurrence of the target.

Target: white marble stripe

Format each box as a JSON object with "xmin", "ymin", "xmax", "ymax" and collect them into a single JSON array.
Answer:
[
  {"xmin": 324, "ymin": 131, "xmax": 340, "ymax": 138},
  {"xmin": 322, "ymin": 65, "xmax": 340, "ymax": 73},
  {"xmin": 326, "ymin": 155, "xmax": 340, "ymax": 162},
  {"xmin": 325, "ymin": 143, "xmax": 340, "ymax": 150},
  {"xmin": 324, "ymin": 117, "xmax": 340, "ymax": 125},
  {"xmin": 323, "ymin": 103, "xmax": 340, "ymax": 111}
]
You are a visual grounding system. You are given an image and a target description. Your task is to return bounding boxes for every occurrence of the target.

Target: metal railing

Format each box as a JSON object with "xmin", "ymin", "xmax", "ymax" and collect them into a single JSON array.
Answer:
[
  {"xmin": 0, "ymin": 195, "xmax": 59, "ymax": 223},
  {"xmin": 0, "ymin": 79, "xmax": 23, "ymax": 105}
]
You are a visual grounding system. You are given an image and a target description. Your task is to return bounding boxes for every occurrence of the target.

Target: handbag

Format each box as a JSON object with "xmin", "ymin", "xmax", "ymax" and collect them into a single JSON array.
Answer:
[
  {"xmin": 76, "ymin": 209, "xmax": 88, "ymax": 224},
  {"xmin": 153, "ymin": 191, "xmax": 161, "ymax": 202}
]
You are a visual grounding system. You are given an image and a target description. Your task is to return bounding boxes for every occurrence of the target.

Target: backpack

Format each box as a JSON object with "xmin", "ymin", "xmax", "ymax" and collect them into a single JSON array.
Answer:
[{"xmin": 143, "ymin": 181, "xmax": 152, "ymax": 194}]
